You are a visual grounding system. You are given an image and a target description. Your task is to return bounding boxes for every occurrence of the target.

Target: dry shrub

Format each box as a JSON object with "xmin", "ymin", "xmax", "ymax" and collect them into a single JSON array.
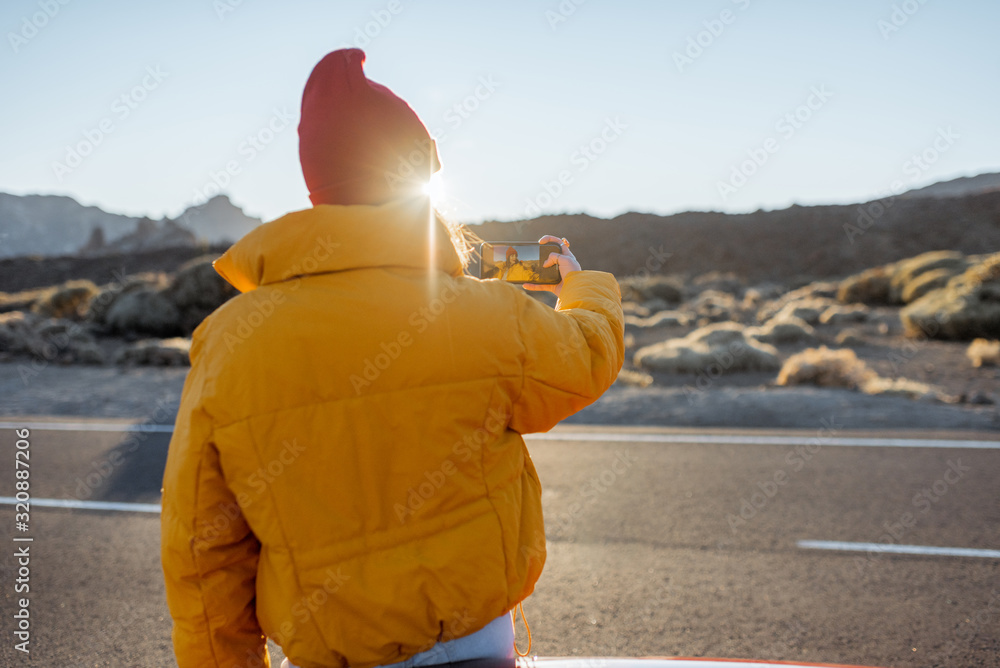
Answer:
[
  {"xmin": 901, "ymin": 268, "xmax": 954, "ymax": 304},
  {"xmin": 114, "ymin": 338, "xmax": 191, "ymax": 366},
  {"xmin": 87, "ymin": 273, "xmax": 169, "ymax": 327},
  {"xmin": 634, "ymin": 322, "xmax": 780, "ymax": 374},
  {"xmin": 87, "ymin": 258, "xmax": 234, "ymax": 337},
  {"xmin": 31, "ymin": 280, "xmax": 99, "ymax": 320},
  {"xmin": 33, "ymin": 319, "xmax": 105, "ymax": 364},
  {"xmin": 838, "ymin": 265, "xmax": 893, "ymax": 305},
  {"xmin": 691, "ymin": 271, "xmax": 745, "ymax": 296},
  {"xmin": 617, "ymin": 282, "xmax": 645, "ymax": 304},
  {"xmin": 967, "ymin": 339, "xmax": 1000, "ymax": 367},
  {"xmin": 692, "ymin": 290, "xmax": 737, "ymax": 323},
  {"xmin": 760, "ymin": 282, "xmax": 839, "ymax": 321},
  {"xmin": 0, "ymin": 311, "xmax": 104, "ymax": 364},
  {"xmin": 862, "ymin": 376, "xmax": 951, "ymax": 401},
  {"xmin": 0, "ymin": 312, "xmax": 35, "ymax": 353},
  {"xmin": 901, "ymin": 253, "xmax": 1000, "ymax": 340},
  {"xmin": 614, "ymin": 368, "xmax": 654, "ymax": 388},
  {"xmin": 819, "ymin": 304, "xmax": 869, "ymax": 326},
  {"xmin": 799, "ymin": 281, "xmax": 840, "ymax": 300},
  {"xmin": 105, "ymin": 288, "xmax": 181, "ymax": 337},
  {"xmin": 640, "ymin": 298, "xmax": 671, "ymax": 314},
  {"xmin": 777, "ymin": 346, "xmax": 874, "ymax": 389},
  {"xmin": 888, "ymin": 251, "xmax": 967, "ymax": 303},
  {"xmin": 741, "ymin": 283, "xmax": 786, "ymax": 310},
  {"xmin": 163, "ymin": 256, "xmax": 238, "ymax": 333},
  {"xmin": 839, "ymin": 252, "xmax": 969, "ymax": 307},
  {"xmin": 618, "ymin": 275, "xmax": 684, "ymax": 304},
  {"xmin": 865, "ymin": 311, "xmax": 902, "ymax": 337},
  {"xmin": 622, "ymin": 302, "xmax": 649, "ymax": 317},
  {"xmin": 0, "ymin": 288, "xmax": 49, "ymax": 314},
  {"xmin": 747, "ymin": 315, "xmax": 816, "ymax": 345},
  {"xmin": 777, "ymin": 346, "xmax": 948, "ymax": 401},
  {"xmin": 625, "ymin": 311, "xmax": 691, "ymax": 329},
  {"xmin": 835, "ymin": 328, "xmax": 866, "ymax": 347},
  {"xmin": 768, "ymin": 298, "xmax": 836, "ymax": 326}
]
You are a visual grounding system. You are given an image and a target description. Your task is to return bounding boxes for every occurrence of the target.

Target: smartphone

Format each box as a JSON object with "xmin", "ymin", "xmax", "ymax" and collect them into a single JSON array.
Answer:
[{"xmin": 479, "ymin": 242, "xmax": 562, "ymax": 284}]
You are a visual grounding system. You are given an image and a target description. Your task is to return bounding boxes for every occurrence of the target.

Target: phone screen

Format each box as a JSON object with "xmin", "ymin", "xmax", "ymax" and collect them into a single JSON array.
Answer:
[{"xmin": 479, "ymin": 242, "xmax": 562, "ymax": 284}]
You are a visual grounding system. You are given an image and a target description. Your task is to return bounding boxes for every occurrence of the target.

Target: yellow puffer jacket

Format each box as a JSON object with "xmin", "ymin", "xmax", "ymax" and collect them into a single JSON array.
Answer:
[{"xmin": 161, "ymin": 198, "xmax": 624, "ymax": 668}]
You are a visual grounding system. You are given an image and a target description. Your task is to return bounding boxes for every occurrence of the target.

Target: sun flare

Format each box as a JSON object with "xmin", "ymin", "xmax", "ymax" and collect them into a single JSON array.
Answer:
[{"xmin": 422, "ymin": 172, "xmax": 446, "ymax": 205}]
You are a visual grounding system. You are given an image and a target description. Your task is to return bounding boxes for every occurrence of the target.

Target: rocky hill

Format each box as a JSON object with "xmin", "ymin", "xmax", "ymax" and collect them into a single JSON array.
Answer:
[
  {"xmin": 0, "ymin": 193, "xmax": 140, "ymax": 258},
  {"xmin": 2, "ymin": 173, "xmax": 999, "ymax": 286},
  {"xmin": 0, "ymin": 193, "xmax": 260, "ymax": 259},
  {"xmin": 171, "ymin": 195, "xmax": 264, "ymax": 246},
  {"xmin": 899, "ymin": 172, "xmax": 1000, "ymax": 200},
  {"xmin": 467, "ymin": 187, "xmax": 1000, "ymax": 282}
]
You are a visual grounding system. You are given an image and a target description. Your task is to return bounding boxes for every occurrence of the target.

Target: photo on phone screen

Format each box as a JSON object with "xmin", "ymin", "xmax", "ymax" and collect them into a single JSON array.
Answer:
[{"xmin": 479, "ymin": 242, "xmax": 562, "ymax": 284}]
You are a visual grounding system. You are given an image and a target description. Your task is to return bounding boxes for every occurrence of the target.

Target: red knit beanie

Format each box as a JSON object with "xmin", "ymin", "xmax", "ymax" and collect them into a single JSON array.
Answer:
[{"xmin": 298, "ymin": 48, "xmax": 441, "ymax": 206}]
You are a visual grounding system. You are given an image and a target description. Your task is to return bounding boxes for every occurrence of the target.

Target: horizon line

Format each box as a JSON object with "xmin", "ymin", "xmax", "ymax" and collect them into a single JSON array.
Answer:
[{"xmin": 2, "ymin": 167, "xmax": 999, "ymax": 227}]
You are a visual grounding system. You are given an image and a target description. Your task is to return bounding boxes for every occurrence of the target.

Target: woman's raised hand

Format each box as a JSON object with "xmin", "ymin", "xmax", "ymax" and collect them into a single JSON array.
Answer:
[{"xmin": 523, "ymin": 235, "xmax": 582, "ymax": 297}]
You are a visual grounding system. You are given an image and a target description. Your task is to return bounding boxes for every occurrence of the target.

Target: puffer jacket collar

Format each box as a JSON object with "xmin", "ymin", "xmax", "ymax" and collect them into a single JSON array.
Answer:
[{"xmin": 213, "ymin": 197, "xmax": 464, "ymax": 293}]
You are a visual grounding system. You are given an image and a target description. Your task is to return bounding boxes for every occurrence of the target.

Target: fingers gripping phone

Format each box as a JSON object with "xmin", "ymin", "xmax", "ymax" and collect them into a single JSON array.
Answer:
[{"xmin": 479, "ymin": 242, "xmax": 562, "ymax": 285}]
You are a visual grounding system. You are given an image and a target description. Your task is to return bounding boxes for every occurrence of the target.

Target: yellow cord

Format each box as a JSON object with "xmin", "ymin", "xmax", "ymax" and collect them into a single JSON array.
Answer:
[{"xmin": 511, "ymin": 601, "xmax": 532, "ymax": 657}]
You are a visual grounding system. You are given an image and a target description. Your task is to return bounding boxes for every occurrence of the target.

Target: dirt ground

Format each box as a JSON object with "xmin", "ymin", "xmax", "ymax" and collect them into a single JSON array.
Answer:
[
  {"xmin": 1, "ymin": 358, "xmax": 995, "ymax": 431},
  {"xmin": 1, "ymin": 275, "xmax": 997, "ymax": 431}
]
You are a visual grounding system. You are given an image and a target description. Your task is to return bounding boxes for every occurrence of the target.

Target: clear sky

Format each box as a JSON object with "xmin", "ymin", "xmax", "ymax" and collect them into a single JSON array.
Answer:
[{"xmin": 1, "ymin": 0, "xmax": 997, "ymax": 225}]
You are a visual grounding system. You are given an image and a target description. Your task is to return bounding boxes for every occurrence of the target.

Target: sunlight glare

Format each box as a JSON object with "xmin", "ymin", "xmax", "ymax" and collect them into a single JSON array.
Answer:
[{"xmin": 422, "ymin": 172, "xmax": 446, "ymax": 205}]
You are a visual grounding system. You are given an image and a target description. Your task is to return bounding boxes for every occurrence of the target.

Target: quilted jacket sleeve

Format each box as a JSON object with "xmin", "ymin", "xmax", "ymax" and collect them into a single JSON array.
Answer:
[
  {"xmin": 509, "ymin": 270, "xmax": 624, "ymax": 434},
  {"xmin": 161, "ymin": 348, "xmax": 270, "ymax": 668}
]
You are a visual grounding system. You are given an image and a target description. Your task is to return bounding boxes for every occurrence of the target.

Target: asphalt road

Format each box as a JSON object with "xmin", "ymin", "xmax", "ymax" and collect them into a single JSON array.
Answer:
[{"xmin": 0, "ymin": 419, "xmax": 998, "ymax": 668}]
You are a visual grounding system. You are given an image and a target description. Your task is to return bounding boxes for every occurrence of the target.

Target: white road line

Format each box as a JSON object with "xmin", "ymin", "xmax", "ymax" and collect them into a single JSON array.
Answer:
[
  {"xmin": 0, "ymin": 421, "xmax": 174, "ymax": 433},
  {"xmin": 1, "ymin": 420, "xmax": 998, "ymax": 449},
  {"xmin": 528, "ymin": 432, "xmax": 1000, "ymax": 449},
  {"xmin": 3, "ymin": 497, "xmax": 999, "ymax": 561},
  {"xmin": 797, "ymin": 540, "xmax": 1000, "ymax": 559},
  {"xmin": 0, "ymin": 496, "xmax": 161, "ymax": 514}
]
